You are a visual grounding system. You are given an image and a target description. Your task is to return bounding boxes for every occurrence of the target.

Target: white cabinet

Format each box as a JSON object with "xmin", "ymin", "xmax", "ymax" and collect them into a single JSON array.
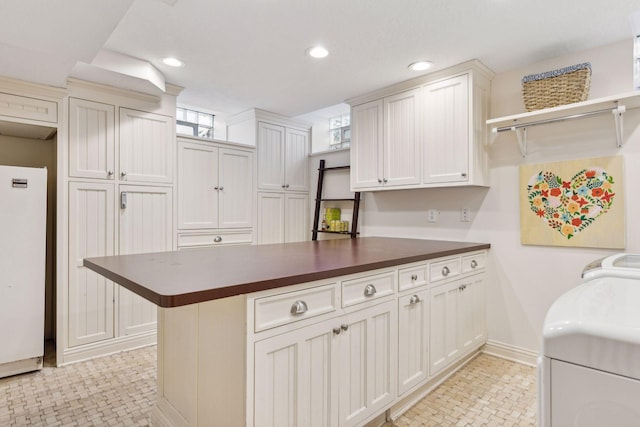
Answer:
[
  {"xmin": 119, "ymin": 108, "xmax": 173, "ymax": 184},
  {"xmin": 67, "ymin": 182, "xmax": 115, "ymax": 347},
  {"xmin": 429, "ymin": 272, "xmax": 485, "ymax": 376},
  {"xmin": 0, "ymin": 91, "xmax": 57, "ymax": 123},
  {"xmin": 118, "ymin": 185, "xmax": 173, "ymax": 336},
  {"xmin": 257, "ymin": 192, "xmax": 309, "ymax": 244},
  {"xmin": 69, "ymin": 98, "xmax": 115, "ymax": 180},
  {"xmin": 397, "ymin": 288, "xmax": 429, "ymax": 396},
  {"xmin": 350, "ymin": 89, "xmax": 420, "ymax": 190},
  {"xmin": 178, "ymin": 138, "xmax": 253, "ymax": 230},
  {"xmin": 348, "ymin": 60, "xmax": 493, "ymax": 191},
  {"xmin": 256, "ymin": 122, "xmax": 309, "ymax": 192}
]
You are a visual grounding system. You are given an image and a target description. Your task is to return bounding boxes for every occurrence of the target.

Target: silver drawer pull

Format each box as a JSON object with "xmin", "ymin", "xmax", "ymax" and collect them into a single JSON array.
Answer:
[
  {"xmin": 364, "ymin": 284, "xmax": 377, "ymax": 297},
  {"xmin": 470, "ymin": 260, "xmax": 478, "ymax": 269},
  {"xmin": 409, "ymin": 295, "xmax": 421, "ymax": 305},
  {"xmin": 290, "ymin": 300, "xmax": 308, "ymax": 316},
  {"xmin": 442, "ymin": 266, "xmax": 450, "ymax": 276},
  {"xmin": 411, "ymin": 274, "xmax": 418, "ymax": 281},
  {"xmin": 341, "ymin": 324, "xmax": 349, "ymax": 332},
  {"xmin": 333, "ymin": 327, "xmax": 341, "ymax": 335},
  {"xmin": 458, "ymin": 284, "xmax": 467, "ymax": 291},
  {"xmin": 213, "ymin": 236, "xmax": 222, "ymax": 243}
]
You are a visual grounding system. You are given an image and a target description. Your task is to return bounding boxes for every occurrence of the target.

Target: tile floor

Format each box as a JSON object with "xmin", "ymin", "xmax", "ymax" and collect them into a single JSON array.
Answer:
[{"xmin": 0, "ymin": 346, "xmax": 536, "ymax": 426}]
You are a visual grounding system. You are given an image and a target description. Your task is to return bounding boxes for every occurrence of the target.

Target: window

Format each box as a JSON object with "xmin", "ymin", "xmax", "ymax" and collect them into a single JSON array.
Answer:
[
  {"xmin": 176, "ymin": 107, "xmax": 215, "ymax": 139},
  {"xmin": 329, "ymin": 114, "xmax": 350, "ymax": 149}
]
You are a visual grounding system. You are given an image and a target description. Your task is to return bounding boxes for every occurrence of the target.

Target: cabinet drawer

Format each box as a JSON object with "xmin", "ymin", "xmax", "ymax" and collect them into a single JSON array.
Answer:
[
  {"xmin": 398, "ymin": 265, "xmax": 427, "ymax": 292},
  {"xmin": 177, "ymin": 231, "xmax": 253, "ymax": 248},
  {"xmin": 0, "ymin": 92, "xmax": 57, "ymax": 123},
  {"xmin": 429, "ymin": 257, "xmax": 461, "ymax": 283},
  {"xmin": 462, "ymin": 252, "xmax": 486, "ymax": 274},
  {"xmin": 342, "ymin": 271, "xmax": 395, "ymax": 307},
  {"xmin": 254, "ymin": 284, "xmax": 338, "ymax": 332}
]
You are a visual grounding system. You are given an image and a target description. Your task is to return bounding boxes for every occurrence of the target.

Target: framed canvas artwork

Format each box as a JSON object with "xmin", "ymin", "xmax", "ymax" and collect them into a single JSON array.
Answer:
[{"xmin": 519, "ymin": 155, "xmax": 624, "ymax": 249}]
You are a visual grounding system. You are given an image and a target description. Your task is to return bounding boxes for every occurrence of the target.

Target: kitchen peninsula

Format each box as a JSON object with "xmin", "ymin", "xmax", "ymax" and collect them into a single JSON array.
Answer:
[{"xmin": 84, "ymin": 237, "xmax": 490, "ymax": 427}]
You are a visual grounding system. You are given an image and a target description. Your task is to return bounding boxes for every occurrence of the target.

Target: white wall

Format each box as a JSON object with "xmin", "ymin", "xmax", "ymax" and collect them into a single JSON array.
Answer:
[{"xmin": 359, "ymin": 38, "xmax": 640, "ymax": 353}]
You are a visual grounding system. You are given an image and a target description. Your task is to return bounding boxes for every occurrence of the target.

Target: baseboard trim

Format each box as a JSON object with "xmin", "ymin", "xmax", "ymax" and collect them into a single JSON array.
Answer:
[
  {"xmin": 482, "ymin": 340, "xmax": 538, "ymax": 367},
  {"xmin": 60, "ymin": 332, "xmax": 156, "ymax": 365}
]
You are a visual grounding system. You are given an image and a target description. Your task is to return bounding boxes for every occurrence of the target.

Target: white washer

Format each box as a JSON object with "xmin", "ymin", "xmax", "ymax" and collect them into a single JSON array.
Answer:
[{"xmin": 539, "ymin": 254, "xmax": 640, "ymax": 427}]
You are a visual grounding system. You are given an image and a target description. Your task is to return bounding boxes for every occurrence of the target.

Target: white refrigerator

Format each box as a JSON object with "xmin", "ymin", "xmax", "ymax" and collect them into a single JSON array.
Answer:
[{"xmin": 0, "ymin": 165, "xmax": 47, "ymax": 378}]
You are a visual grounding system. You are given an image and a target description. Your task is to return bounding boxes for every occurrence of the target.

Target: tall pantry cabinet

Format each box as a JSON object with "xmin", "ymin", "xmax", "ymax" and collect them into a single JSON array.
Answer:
[
  {"xmin": 227, "ymin": 109, "xmax": 311, "ymax": 244},
  {"xmin": 63, "ymin": 80, "xmax": 180, "ymax": 364}
]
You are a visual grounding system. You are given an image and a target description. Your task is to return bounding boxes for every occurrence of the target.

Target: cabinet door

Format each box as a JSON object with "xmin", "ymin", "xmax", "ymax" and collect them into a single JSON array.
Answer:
[
  {"xmin": 429, "ymin": 280, "xmax": 461, "ymax": 376},
  {"xmin": 178, "ymin": 141, "xmax": 219, "ymax": 230},
  {"xmin": 350, "ymin": 100, "xmax": 383, "ymax": 190},
  {"xmin": 118, "ymin": 185, "xmax": 173, "ymax": 336},
  {"xmin": 119, "ymin": 108, "xmax": 173, "ymax": 184},
  {"xmin": 383, "ymin": 89, "xmax": 421, "ymax": 187},
  {"xmin": 458, "ymin": 273, "xmax": 485, "ymax": 353},
  {"xmin": 69, "ymin": 98, "xmax": 115, "ymax": 180},
  {"xmin": 284, "ymin": 128, "xmax": 309, "ymax": 192},
  {"xmin": 257, "ymin": 192, "xmax": 285, "ymax": 244},
  {"xmin": 219, "ymin": 148, "xmax": 253, "ymax": 228},
  {"xmin": 338, "ymin": 300, "xmax": 397, "ymax": 427},
  {"xmin": 254, "ymin": 318, "xmax": 337, "ymax": 427},
  {"xmin": 284, "ymin": 193, "xmax": 309, "ymax": 243},
  {"xmin": 257, "ymin": 122, "xmax": 285, "ymax": 191},
  {"xmin": 68, "ymin": 182, "xmax": 115, "ymax": 347},
  {"xmin": 397, "ymin": 289, "xmax": 429, "ymax": 396},
  {"xmin": 423, "ymin": 74, "xmax": 470, "ymax": 184}
]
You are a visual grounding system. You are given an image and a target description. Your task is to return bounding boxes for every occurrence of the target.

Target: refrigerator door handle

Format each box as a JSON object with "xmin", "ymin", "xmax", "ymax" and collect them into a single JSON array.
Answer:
[{"xmin": 120, "ymin": 192, "xmax": 127, "ymax": 209}]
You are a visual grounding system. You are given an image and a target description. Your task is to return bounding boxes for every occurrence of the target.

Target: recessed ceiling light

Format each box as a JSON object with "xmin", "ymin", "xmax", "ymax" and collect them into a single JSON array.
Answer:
[
  {"xmin": 162, "ymin": 57, "xmax": 185, "ymax": 67},
  {"xmin": 408, "ymin": 61, "xmax": 433, "ymax": 71},
  {"xmin": 307, "ymin": 46, "xmax": 329, "ymax": 59}
]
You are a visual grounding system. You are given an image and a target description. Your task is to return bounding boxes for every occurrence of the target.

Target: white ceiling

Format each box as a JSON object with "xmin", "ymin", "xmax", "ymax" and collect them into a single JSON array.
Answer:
[{"xmin": 2, "ymin": 0, "xmax": 640, "ymax": 120}]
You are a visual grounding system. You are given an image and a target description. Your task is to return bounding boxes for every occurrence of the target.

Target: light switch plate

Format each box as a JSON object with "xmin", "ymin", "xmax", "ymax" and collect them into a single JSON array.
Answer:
[{"xmin": 461, "ymin": 207, "xmax": 470, "ymax": 222}]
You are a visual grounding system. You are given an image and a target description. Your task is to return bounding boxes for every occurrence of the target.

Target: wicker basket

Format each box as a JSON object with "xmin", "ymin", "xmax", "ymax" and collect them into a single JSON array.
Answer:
[{"xmin": 521, "ymin": 63, "xmax": 591, "ymax": 111}]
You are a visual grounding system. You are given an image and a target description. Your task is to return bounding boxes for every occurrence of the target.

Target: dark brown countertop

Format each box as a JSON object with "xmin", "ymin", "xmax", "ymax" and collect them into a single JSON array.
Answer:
[{"xmin": 84, "ymin": 237, "xmax": 490, "ymax": 308}]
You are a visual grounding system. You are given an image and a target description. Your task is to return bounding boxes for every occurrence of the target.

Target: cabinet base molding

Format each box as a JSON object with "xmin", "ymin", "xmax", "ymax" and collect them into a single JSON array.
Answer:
[
  {"xmin": 482, "ymin": 339, "xmax": 538, "ymax": 367},
  {"xmin": 151, "ymin": 397, "xmax": 190, "ymax": 427},
  {"xmin": 60, "ymin": 332, "xmax": 156, "ymax": 366}
]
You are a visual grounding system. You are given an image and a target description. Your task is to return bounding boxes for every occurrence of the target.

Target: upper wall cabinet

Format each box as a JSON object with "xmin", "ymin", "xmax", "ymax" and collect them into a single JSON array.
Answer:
[
  {"xmin": 119, "ymin": 108, "xmax": 173, "ymax": 184},
  {"xmin": 256, "ymin": 122, "xmax": 309, "ymax": 192},
  {"xmin": 69, "ymin": 98, "xmax": 115, "ymax": 180},
  {"xmin": 348, "ymin": 60, "xmax": 494, "ymax": 192}
]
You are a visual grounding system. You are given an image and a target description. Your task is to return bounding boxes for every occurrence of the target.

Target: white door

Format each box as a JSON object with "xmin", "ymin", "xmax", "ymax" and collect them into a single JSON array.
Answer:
[
  {"xmin": 68, "ymin": 182, "xmax": 115, "ymax": 347},
  {"xmin": 284, "ymin": 193, "xmax": 309, "ymax": 243},
  {"xmin": 350, "ymin": 100, "xmax": 383, "ymax": 190},
  {"xmin": 69, "ymin": 98, "xmax": 115, "ymax": 180},
  {"xmin": 219, "ymin": 148, "xmax": 253, "ymax": 228},
  {"xmin": 178, "ymin": 141, "xmax": 219, "ymax": 229},
  {"xmin": 383, "ymin": 89, "xmax": 421, "ymax": 187},
  {"xmin": 338, "ymin": 300, "xmax": 397, "ymax": 427},
  {"xmin": 119, "ymin": 108, "xmax": 173, "ymax": 183},
  {"xmin": 257, "ymin": 122, "xmax": 285, "ymax": 191},
  {"xmin": 118, "ymin": 185, "xmax": 172, "ymax": 336},
  {"xmin": 459, "ymin": 273, "xmax": 485, "ymax": 353},
  {"xmin": 253, "ymin": 318, "xmax": 337, "ymax": 427},
  {"xmin": 257, "ymin": 192, "xmax": 285, "ymax": 244},
  {"xmin": 397, "ymin": 289, "xmax": 429, "ymax": 396},
  {"xmin": 429, "ymin": 280, "xmax": 461, "ymax": 376},
  {"xmin": 284, "ymin": 128, "xmax": 309, "ymax": 192},
  {"xmin": 423, "ymin": 74, "xmax": 470, "ymax": 184}
]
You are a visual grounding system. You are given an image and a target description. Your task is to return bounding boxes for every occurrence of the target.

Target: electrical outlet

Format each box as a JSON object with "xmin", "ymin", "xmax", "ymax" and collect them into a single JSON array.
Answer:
[
  {"xmin": 427, "ymin": 209, "xmax": 439, "ymax": 223},
  {"xmin": 461, "ymin": 207, "xmax": 470, "ymax": 222}
]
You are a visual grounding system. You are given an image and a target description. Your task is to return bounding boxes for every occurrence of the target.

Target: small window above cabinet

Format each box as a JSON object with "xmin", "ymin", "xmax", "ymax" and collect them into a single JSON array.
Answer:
[
  {"xmin": 486, "ymin": 91, "xmax": 640, "ymax": 157},
  {"xmin": 347, "ymin": 60, "xmax": 494, "ymax": 192}
]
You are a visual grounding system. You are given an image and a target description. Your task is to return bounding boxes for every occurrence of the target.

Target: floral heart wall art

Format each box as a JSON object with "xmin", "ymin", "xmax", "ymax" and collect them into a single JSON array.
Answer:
[{"xmin": 526, "ymin": 168, "xmax": 615, "ymax": 239}]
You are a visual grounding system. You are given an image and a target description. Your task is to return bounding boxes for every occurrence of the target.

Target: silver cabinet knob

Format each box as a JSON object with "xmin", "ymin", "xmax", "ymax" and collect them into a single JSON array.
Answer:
[
  {"xmin": 364, "ymin": 284, "xmax": 377, "ymax": 297},
  {"xmin": 333, "ymin": 327, "xmax": 341, "ymax": 335},
  {"xmin": 383, "ymin": 178, "xmax": 388, "ymax": 183},
  {"xmin": 214, "ymin": 186, "xmax": 219, "ymax": 190},
  {"xmin": 411, "ymin": 274, "xmax": 418, "ymax": 281},
  {"xmin": 290, "ymin": 300, "xmax": 308, "ymax": 316},
  {"xmin": 219, "ymin": 186, "xmax": 224, "ymax": 191},
  {"xmin": 409, "ymin": 295, "xmax": 421, "ymax": 305},
  {"xmin": 282, "ymin": 184, "xmax": 286, "ymax": 188},
  {"xmin": 461, "ymin": 172, "xmax": 467, "ymax": 178},
  {"xmin": 107, "ymin": 170, "xmax": 114, "ymax": 178},
  {"xmin": 458, "ymin": 284, "xmax": 467, "ymax": 291},
  {"xmin": 341, "ymin": 324, "xmax": 349, "ymax": 332},
  {"xmin": 470, "ymin": 260, "xmax": 478, "ymax": 269},
  {"xmin": 442, "ymin": 266, "xmax": 450, "ymax": 276},
  {"xmin": 285, "ymin": 184, "xmax": 289, "ymax": 189},
  {"xmin": 377, "ymin": 178, "xmax": 382, "ymax": 184},
  {"xmin": 120, "ymin": 171, "xmax": 127, "ymax": 178},
  {"xmin": 213, "ymin": 236, "xmax": 222, "ymax": 243}
]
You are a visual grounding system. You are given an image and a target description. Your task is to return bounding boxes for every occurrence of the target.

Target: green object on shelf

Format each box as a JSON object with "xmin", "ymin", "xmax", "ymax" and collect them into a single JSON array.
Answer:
[{"xmin": 324, "ymin": 208, "xmax": 341, "ymax": 222}]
